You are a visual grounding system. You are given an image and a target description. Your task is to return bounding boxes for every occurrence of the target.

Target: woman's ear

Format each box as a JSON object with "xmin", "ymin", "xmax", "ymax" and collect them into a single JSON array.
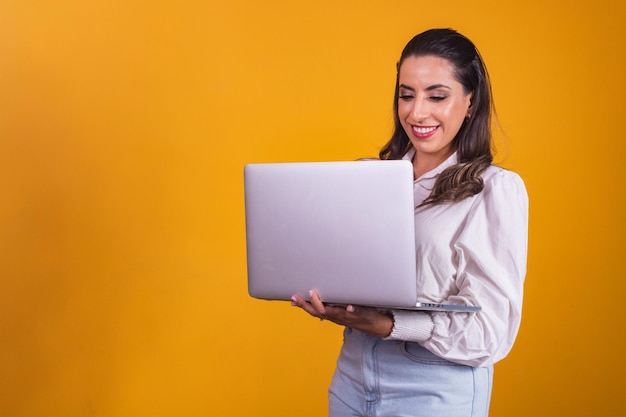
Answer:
[{"xmin": 466, "ymin": 92, "xmax": 473, "ymax": 118}]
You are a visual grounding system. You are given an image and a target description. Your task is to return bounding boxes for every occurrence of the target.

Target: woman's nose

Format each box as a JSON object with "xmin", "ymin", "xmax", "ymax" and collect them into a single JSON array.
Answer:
[{"xmin": 410, "ymin": 98, "xmax": 429, "ymax": 121}]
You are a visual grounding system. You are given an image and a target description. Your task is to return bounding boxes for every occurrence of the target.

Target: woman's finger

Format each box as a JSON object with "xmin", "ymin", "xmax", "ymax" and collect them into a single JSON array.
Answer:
[{"xmin": 291, "ymin": 293, "xmax": 325, "ymax": 319}]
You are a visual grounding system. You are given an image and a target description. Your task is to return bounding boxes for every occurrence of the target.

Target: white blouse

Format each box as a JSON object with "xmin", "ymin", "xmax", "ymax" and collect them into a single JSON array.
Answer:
[{"xmin": 385, "ymin": 150, "xmax": 529, "ymax": 367}]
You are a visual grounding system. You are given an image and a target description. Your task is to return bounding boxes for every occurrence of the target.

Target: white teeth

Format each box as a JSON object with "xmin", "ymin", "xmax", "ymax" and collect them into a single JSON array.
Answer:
[{"xmin": 414, "ymin": 126, "xmax": 437, "ymax": 134}]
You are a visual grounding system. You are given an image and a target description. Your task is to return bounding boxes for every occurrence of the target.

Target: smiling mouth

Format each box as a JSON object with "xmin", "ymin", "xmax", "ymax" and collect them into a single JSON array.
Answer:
[{"xmin": 412, "ymin": 125, "xmax": 438, "ymax": 138}]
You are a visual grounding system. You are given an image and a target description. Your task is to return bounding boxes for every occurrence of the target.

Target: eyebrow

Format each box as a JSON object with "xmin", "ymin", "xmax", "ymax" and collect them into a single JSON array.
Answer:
[{"xmin": 399, "ymin": 83, "xmax": 451, "ymax": 91}]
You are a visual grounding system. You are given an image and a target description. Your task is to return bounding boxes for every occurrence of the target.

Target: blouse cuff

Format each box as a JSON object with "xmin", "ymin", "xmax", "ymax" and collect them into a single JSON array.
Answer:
[{"xmin": 383, "ymin": 309, "xmax": 434, "ymax": 342}]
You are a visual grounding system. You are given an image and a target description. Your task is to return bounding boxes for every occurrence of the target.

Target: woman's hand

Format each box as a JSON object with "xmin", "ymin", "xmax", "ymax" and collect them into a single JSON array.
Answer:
[{"xmin": 291, "ymin": 290, "xmax": 394, "ymax": 338}]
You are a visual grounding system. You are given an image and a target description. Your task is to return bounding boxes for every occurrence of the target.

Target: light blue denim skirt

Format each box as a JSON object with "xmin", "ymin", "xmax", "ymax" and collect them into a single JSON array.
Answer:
[{"xmin": 329, "ymin": 328, "xmax": 493, "ymax": 417}]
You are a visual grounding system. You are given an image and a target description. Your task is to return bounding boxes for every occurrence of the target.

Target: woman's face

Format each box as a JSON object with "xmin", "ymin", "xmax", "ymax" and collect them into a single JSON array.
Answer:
[{"xmin": 397, "ymin": 55, "xmax": 472, "ymax": 163}]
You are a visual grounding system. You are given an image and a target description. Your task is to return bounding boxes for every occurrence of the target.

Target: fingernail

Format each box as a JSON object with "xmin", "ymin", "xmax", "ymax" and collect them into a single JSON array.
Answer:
[{"xmin": 347, "ymin": 305, "xmax": 355, "ymax": 313}]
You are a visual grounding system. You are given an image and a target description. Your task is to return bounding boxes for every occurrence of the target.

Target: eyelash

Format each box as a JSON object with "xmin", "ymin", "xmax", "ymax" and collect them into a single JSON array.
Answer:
[{"xmin": 398, "ymin": 95, "xmax": 447, "ymax": 102}]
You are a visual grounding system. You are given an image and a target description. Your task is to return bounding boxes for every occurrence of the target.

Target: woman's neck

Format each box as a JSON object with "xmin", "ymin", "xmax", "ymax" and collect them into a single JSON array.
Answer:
[{"xmin": 411, "ymin": 150, "xmax": 454, "ymax": 180}]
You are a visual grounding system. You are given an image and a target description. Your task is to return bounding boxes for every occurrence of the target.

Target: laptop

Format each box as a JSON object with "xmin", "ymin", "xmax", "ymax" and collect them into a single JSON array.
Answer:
[{"xmin": 243, "ymin": 160, "xmax": 481, "ymax": 312}]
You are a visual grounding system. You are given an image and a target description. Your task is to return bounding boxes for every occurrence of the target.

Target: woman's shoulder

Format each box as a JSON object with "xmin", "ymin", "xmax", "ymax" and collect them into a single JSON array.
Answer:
[
  {"xmin": 483, "ymin": 165, "xmax": 524, "ymax": 183},
  {"xmin": 481, "ymin": 165, "xmax": 527, "ymax": 197}
]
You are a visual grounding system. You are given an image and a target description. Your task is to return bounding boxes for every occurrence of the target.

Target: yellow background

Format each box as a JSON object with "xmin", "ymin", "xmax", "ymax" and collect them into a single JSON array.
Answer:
[{"xmin": 1, "ymin": 0, "xmax": 625, "ymax": 416}]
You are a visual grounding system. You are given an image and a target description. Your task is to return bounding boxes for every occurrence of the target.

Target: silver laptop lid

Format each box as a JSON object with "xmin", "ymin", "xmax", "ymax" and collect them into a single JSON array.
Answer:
[{"xmin": 244, "ymin": 160, "xmax": 420, "ymax": 308}]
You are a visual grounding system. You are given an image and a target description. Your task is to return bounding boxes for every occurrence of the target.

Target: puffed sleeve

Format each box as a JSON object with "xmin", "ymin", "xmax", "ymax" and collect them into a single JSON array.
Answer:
[{"xmin": 386, "ymin": 169, "xmax": 529, "ymax": 367}]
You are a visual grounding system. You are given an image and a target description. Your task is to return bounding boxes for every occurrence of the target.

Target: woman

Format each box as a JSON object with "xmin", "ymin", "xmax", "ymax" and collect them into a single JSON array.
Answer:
[{"xmin": 291, "ymin": 28, "xmax": 528, "ymax": 416}]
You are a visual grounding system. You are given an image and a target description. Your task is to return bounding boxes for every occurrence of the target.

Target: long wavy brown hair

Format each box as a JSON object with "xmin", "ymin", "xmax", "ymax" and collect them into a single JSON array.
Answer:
[{"xmin": 379, "ymin": 28, "xmax": 495, "ymax": 207}]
